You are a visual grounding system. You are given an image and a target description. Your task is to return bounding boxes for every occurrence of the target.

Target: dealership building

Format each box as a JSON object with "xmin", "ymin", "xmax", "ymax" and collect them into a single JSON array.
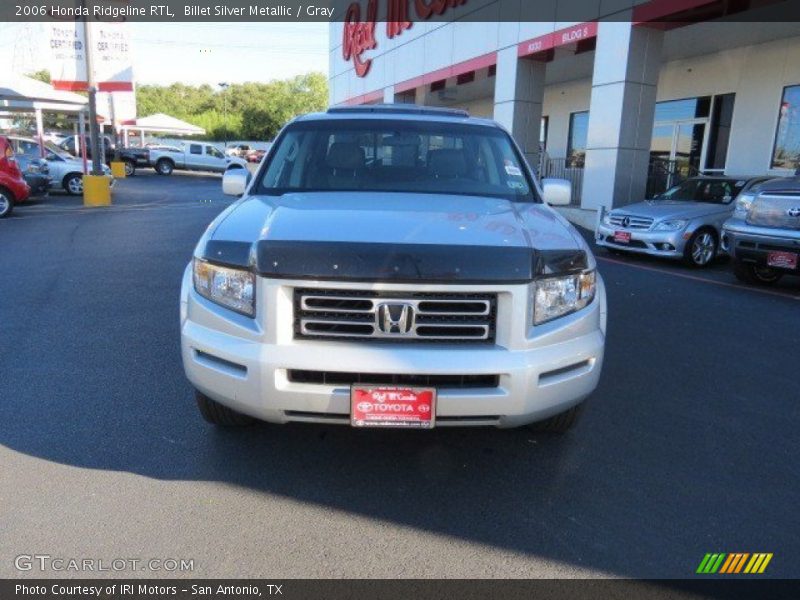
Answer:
[{"xmin": 328, "ymin": 0, "xmax": 800, "ymax": 210}]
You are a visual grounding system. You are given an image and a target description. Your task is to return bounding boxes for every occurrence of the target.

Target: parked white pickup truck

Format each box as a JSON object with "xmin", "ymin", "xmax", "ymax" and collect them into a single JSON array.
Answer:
[{"xmin": 149, "ymin": 142, "xmax": 247, "ymax": 175}]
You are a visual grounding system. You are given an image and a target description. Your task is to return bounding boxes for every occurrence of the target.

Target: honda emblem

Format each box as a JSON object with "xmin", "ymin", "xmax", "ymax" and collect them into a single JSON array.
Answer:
[{"xmin": 376, "ymin": 302, "xmax": 415, "ymax": 335}]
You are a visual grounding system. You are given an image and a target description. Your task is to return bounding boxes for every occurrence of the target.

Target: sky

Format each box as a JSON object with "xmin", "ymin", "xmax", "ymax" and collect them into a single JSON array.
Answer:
[{"xmin": 0, "ymin": 22, "xmax": 330, "ymax": 85}]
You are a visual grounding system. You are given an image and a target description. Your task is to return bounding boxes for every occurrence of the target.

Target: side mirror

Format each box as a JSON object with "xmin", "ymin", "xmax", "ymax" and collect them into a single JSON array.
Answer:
[
  {"xmin": 542, "ymin": 178, "xmax": 572, "ymax": 206},
  {"xmin": 222, "ymin": 168, "xmax": 249, "ymax": 196}
]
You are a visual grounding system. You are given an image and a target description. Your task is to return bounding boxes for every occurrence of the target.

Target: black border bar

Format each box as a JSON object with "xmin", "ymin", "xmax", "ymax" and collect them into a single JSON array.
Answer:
[
  {"xmin": 4, "ymin": 0, "xmax": 800, "ymax": 22},
  {"xmin": 3, "ymin": 579, "xmax": 800, "ymax": 600}
]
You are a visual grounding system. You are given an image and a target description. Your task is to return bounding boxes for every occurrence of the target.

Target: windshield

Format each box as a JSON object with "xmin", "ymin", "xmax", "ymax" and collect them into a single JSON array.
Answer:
[
  {"xmin": 44, "ymin": 141, "xmax": 73, "ymax": 161},
  {"xmin": 657, "ymin": 178, "xmax": 745, "ymax": 204},
  {"xmin": 257, "ymin": 119, "xmax": 540, "ymax": 202}
]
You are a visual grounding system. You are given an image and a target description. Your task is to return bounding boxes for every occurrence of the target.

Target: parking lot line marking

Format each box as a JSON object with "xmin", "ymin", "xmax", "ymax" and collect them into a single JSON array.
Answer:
[
  {"xmin": 595, "ymin": 255, "xmax": 800, "ymax": 301},
  {"xmin": 1, "ymin": 203, "xmax": 223, "ymax": 221}
]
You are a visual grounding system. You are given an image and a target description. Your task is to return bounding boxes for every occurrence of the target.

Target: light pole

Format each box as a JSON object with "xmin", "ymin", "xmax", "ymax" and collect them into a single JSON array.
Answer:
[
  {"xmin": 83, "ymin": 18, "xmax": 103, "ymax": 176},
  {"xmin": 218, "ymin": 82, "xmax": 230, "ymax": 146}
]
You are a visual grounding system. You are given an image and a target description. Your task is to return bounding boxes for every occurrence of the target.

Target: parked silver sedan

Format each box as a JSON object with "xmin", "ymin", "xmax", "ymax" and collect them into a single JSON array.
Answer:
[
  {"xmin": 596, "ymin": 176, "xmax": 770, "ymax": 267},
  {"xmin": 6, "ymin": 136, "xmax": 114, "ymax": 196}
]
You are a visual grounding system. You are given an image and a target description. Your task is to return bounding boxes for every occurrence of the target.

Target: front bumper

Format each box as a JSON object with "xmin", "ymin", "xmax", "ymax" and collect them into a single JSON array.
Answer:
[
  {"xmin": 596, "ymin": 223, "xmax": 686, "ymax": 258},
  {"xmin": 723, "ymin": 220, "xmax": 800, "ymax": 274},
  {"xmin": 180, "ymin": 267, "xmax": 606, "ymax": 428},
  {"xmin": 23, "ymin": 175, "xmax": 50, "ymax": 198}
]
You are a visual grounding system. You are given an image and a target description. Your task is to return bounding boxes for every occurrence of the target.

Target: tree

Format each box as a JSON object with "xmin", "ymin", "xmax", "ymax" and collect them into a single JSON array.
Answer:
[
  {"xmin": 26, "ymin": 70, "xmax": 51, "ymax": 84},
  {"xmin": 135, "ymin": 73, "xmax": 328, "ymax": 141}
]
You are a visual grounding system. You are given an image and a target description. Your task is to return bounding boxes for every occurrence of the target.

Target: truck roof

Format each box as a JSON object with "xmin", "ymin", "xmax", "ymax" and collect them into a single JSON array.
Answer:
[{"xmin": 295, "ymin": 104, "xmax": 501, "ymax": 129}]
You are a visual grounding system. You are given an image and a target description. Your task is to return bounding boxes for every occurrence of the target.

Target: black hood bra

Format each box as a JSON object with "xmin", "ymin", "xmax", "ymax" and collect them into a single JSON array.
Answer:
[{"xmin": 199, "ymin": 239, "xmax": 588, "ymax": 283}]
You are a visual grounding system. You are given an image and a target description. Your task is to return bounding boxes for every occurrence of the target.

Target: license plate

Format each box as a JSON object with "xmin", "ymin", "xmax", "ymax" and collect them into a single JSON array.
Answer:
[
  {"xmin": 614, "ymin": 231, "xmax": 631, "ymax": 244},
  {"xmin": 767, "ymin": 251, "xmax": 798, "ymax": 269},
  {"xmin": 351, "ymin": 386, "xmax": 436, "ymax": 429}
]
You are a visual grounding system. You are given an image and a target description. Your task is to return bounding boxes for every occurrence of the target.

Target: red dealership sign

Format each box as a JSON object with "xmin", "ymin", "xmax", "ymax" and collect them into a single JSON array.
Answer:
[{"xmin": 343, "ymin": 0, "xmax": 468, "ymax": 77}]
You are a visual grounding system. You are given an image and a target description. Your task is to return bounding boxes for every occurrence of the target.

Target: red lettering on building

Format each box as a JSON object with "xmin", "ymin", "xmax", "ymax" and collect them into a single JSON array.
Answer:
[
  {"xmin": 344, "ymin": 0, "xmax": 468, "ymax": 77},
  {"xmin": 415, "ymin": 0, "xmax": 467, "ymax": 20},
  {"xmin": 343, "ymin": 0, "xmax": 378, "ymax": 78},
  {"xmin": 387, "ymin": 0, "xmax": 412, "ymax": 38}
]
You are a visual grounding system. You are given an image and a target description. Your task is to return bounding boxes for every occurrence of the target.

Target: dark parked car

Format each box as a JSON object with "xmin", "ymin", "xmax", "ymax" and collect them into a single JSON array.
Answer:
[{"xmin": 58, "ymin": 135, "xmax": 150, "ymax": 176}]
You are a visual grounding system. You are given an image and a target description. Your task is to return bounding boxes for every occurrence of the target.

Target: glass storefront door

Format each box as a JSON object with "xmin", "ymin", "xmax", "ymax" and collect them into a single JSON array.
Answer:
[
  {"xmin": 673, "ymin": 121, "xmax": 706, "ymax": 180},
  {"xmin": 648, "ymin": 120, "xmax": 707, "ymax": 194}
]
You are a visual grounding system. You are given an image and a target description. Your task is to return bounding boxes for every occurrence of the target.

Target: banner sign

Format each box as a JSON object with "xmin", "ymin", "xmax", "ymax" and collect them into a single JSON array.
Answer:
[{"xmin": 49, "ymin": 21, "xmax": 134, "ymax": 92}]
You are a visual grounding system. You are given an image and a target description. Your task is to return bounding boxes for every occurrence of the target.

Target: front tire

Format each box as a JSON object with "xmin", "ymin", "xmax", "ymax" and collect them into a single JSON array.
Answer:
[
  {"xmin": 0, "ymin": 187, "xmax": 14, "ymax": 218},
  {"xmin": 733, "ymin": 260, "xmax": 783, "ymax": 286},
  {"xmin": 155, "ymin": 159, "xmax": 174, "ymax": 176},
  {"xmin": 527, "ymin": 404, "xmax": 583, "ymax": 434},
  {"xmin": 684, "ymin": 229, "xmax": 718, "ymax": 267},
  {"xmin": 195, "ymin": 391, "xmax": 255, "ymax": 427},
  {"xmin": 63, "ymin": 173, "xmax": 83, "ymax": 196},
  {"xmin": 123, "ymin": 159, "xmax": 136, "ymax": 177}
]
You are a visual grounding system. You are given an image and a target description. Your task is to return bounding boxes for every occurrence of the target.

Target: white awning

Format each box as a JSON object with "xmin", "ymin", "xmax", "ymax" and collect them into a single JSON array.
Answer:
[
  {"xmin": 0, "ymin": 75, "xmax": 88, "ymax": 113},
  {"xmin": 121, "ymin": 113, "xmax": 205, "ymax": 136}
]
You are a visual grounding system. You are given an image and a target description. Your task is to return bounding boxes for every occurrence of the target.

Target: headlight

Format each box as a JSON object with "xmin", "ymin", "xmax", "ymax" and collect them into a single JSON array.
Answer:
[
  {"xmin": 533, "ymin": 270, "xmax": 596, "ymax": 325},
  {"xmin": 193, "ymin": 258, "xmax": 255, "ymax": 317},
  {"xmin": 734, "ymin": 192, "xmax": 755, "ymax": 218},
  {"xmin": 602, "ymin": 212, "xmax": 613, "ymax": 226},
  {"xmin": 653, "ymin": 219, "xmax": 687, "ymax": 231}
]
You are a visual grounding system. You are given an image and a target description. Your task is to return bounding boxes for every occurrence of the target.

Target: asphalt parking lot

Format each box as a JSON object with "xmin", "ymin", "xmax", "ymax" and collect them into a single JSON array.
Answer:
[{"xmin": 0, "ymin": 172, "xmax": 798, "ymax": 580}]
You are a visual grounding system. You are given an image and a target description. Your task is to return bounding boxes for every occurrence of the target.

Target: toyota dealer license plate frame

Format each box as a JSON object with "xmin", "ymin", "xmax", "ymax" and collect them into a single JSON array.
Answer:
[
  {"xmin": 350, "ymin": 386, "xmax": 436, "ymax": 429},
  {"xmin": 766, "ymin": 251, "xmax": 798, "ymax": 270},
  {"xmin": 614, "ymin": 231, "xmax": 632, "ymax": 244}
]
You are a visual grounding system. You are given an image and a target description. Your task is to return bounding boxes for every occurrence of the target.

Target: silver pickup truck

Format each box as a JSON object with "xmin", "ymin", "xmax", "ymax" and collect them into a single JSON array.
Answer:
[
  {"xmin": 180, "ymin": 105, "xmax": 607, "ymax": 435},
  {"xmin": 149, "ymin": 142, "xmax": 247, "ymax": 176},
  {"xmin": 722, "ymin": 174, "xmax": 800, "ymax": 285}
]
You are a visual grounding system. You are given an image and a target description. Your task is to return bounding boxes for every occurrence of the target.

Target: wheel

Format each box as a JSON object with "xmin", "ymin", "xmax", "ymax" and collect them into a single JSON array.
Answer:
[
  {"xmin": 123, "ymin": 159, "xmax": 136, "ymax": 177},
  {"xmin": 733, "ymin": 259, "xmax": 783, "ymax": 286},
  {"xmin": 683, "ymin": 229, "xmax": 718, "ymax": 267},
  {"xmin": 0, "ymin": 187, "xmax": 14, "ymax": 218},
  {"xmin": 63, "ymin": 173, "xmax": 83, "ymax": 196},
  {"xmin": 155, "ymin": 159, "xmax": 174, "ymax": 176},
  {"xmin": 527, "ymin": 404, "xmax": 583, "ymax": 434},
  {"xmin": 195, "ymin": 390, "xmax": 255, "ymax": 426}
]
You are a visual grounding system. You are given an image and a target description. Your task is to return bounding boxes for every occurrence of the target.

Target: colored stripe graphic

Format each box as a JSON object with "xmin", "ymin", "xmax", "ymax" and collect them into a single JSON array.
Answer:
[{"xmin": 700, "ymin": 553, "xmax": 773, "ymax": 574}]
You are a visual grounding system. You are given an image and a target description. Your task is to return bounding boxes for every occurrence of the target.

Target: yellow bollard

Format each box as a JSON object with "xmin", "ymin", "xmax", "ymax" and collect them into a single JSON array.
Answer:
[
  {"xmin": 110, "ymin": 161, "xmax": 127, "ymax": 178},
  {"xmin": 83, "ymin": 175, "xmax": 112, "ymax": 206}
]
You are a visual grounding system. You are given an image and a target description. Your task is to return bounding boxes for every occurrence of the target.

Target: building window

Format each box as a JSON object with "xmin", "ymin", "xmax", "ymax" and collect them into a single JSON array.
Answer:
[
  {"xmin": 567, "ymin": 111, "xmax": 588, "ymax": 168},
  {"xmin": 772, "ymin": 85, "xmax": 800, "ymax": 170},
  {"xmin": 705, "ymin": 93, "xmax": 735, "ymax": 171},
  {"xmin": 653, "ymin": 96, "xmax": 711, "ymax": 122}
]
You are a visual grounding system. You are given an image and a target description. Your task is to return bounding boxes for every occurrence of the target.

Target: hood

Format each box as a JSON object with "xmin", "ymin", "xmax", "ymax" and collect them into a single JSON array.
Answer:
[
  {"xmin": 200, "ymin": 192, "xmax": 587, "ymax": 283},
  {"xmin": 753, "ymin": 176, "xmax": 800, "ymax": 194},
  {"xmin": 57, "ymin": 156, "xmax": 110, "ymax": 174},
  {"xmin": 612, "ymin": 199, "xmax": 731, "ymax": 221}
]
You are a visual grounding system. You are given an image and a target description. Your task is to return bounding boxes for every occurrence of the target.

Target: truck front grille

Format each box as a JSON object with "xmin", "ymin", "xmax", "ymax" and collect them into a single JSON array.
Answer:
[
  {"xmin": 288, "ymin": 370, "xmax": 500, "ymax": 388},
  {"xmin": 294, "ymin": 288, "xmax": 497, "ymax": 343},
  {"xmin": 747, "ymin": 193, "xmax": 800, "ymax": 230},
  {"xmin": 608, "ymin": 214, "xmax": 654, "ymax": 230}
]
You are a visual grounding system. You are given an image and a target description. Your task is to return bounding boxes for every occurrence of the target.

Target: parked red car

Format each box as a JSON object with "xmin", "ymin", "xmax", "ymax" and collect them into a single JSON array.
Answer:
[
  {"xmin": 0, "ymin": 136, "xmax": 31, "ymax": 218},
  {"xmin": 245, "ymin": 149, "xmax": 266, "ymax": 163}
]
